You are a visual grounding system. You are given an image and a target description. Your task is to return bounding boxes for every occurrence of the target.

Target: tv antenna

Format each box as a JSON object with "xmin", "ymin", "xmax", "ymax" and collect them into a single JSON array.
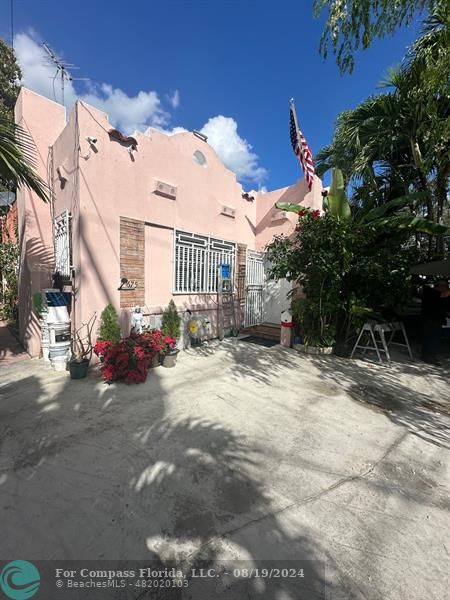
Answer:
[{"xmin": 42, "ymin": 42, "xmax": 89, "ymax": 107}]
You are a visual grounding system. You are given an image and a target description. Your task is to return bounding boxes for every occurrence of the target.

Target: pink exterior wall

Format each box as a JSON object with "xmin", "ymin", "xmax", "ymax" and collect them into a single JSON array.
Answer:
[
  {"xmin": 53, "ymin": 100, "xmax": 261, "ymax": 334},
  {"xmin": 254, "ymin": 177, "xmax": 323, "ymax": 250},
  {"xmin": 16, "ymin": 88, "xmax": 323, "ymax": 350},
  {"xmin": 15, "ymin": 89, "xmax": 66, "ymax": 356}
]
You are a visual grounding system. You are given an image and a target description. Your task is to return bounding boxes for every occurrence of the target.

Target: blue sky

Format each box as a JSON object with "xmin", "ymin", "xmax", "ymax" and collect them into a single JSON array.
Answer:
[{"xmin": 1, "ymin": 0, "xmax": 423, "ymax": 190}]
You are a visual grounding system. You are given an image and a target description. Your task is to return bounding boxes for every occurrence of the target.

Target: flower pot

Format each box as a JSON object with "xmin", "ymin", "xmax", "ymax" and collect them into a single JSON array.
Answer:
[
  {"xmin": 151, "ymin": 354, "xmax": 161, "ymax": 368},
  {"xmin": 162, "ymin": 349, "xmax": 179, "ymax": 368},
  {"xmin": 69, "ymin": 359, "xmax": 90, "ymax": 379}
]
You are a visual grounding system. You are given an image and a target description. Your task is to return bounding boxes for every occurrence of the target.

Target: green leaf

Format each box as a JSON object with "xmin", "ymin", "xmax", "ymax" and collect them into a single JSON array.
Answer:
[
  {"xmin": 275, "ymin": 202, "xmax": 304, "ymax": 214},
  {"xmin": 359, "ymin": 191, "xmax": 429, "ymax": 223},
  {"xmin": 371, "ymin": 214, "xmax": 448, "ymax": 235},
  {"xmin": 326, "ymin": 168, "xmax": 351, "ymax": 222},
  {"xmin": 0, "ymin": 114, "xmax": 49, "ymax": 202}
]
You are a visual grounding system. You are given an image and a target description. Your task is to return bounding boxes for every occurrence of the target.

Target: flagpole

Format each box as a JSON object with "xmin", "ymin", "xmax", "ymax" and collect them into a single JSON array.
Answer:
[{"xmin": 290, "ymin": 98, "xmax": 304, "ymax": 154}]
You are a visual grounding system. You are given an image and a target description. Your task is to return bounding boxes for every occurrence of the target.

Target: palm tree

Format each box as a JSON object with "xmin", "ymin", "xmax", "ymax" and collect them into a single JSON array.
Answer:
[
  {"xmin": 403, "ymin": 3, "xmax": 450, "ymax": 226},
  {"xmin": 0, "ymin": 113, "xmax": 49, "ymax": 202},
  {"xmin": 315, "ymin": 3, "xmax": 449, "ymax": 227},
  {"xmin": 314, "ymin": 0, "xmax": 438, "ymax": 74}
]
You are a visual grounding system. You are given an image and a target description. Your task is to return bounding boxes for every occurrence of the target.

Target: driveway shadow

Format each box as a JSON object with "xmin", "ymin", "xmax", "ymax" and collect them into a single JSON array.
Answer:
[
  {"xmin": 0, "ymin": 362, "xmax": 358, "ymax": 599},
  {"xmin": 307, "ymin": 354, "xmax": 450, "ymax": 449}
]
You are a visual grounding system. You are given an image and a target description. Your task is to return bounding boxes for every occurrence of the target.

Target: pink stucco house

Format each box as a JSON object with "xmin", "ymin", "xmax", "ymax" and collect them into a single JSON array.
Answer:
[{"xmin": 15, "ymin": 88, "xmax": 322, "ymax": 357}]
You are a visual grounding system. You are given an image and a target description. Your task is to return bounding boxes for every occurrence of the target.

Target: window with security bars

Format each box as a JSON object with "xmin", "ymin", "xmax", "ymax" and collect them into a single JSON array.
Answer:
[{"xmin": 174, "ymin": 230, "xmax": 235, "ymax": 293}]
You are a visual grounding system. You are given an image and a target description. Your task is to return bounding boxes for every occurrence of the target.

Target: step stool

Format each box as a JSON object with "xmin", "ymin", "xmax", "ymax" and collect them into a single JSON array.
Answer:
[
  {"xmin": 386, "ymin": 321, "xmax": 413, "ymax": 359},
  {"xmin": 350, "ymin": 321, "xmax": 412, "ymax": 364}
]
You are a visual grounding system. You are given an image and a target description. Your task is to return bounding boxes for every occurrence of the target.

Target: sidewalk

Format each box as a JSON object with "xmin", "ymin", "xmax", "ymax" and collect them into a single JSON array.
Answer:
[{"xmin": 0, "ymin": 320, "xmax": 29, "ymax": 366}]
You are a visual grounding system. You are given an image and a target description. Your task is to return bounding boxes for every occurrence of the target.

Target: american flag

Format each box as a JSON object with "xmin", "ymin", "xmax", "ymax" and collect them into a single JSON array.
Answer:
[{"xmin": 289, "ymin": 100, "xmax": 315, "ymax": 189}]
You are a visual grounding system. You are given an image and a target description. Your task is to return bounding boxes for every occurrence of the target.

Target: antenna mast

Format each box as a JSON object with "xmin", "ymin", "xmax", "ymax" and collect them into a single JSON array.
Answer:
[{"xmin": 42, "ymin": 42, "xmax": 88, "ymax": 107}]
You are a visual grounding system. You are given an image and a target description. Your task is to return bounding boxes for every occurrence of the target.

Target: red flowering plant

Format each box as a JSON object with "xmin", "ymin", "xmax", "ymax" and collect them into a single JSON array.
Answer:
[
  {"xmin": 162, "ymin": 335, "xmax": 177, "ymax": 354},
  {"xmin": 94, "ymin": 330, "xmax": 166, "ymax": 384},
  {"xmin": 141, "ymin": 329, "xmax": 165, "ymax": 354},
  {"xmin": 293, "ymin": 207, "xmax": 321, "ymax": 232}
]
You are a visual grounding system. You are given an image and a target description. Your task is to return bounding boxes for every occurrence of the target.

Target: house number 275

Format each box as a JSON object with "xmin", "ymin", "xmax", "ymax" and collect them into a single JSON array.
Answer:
[{"xmin": 118, "ymin": 278, "xmax": 138, "ymax": 290}]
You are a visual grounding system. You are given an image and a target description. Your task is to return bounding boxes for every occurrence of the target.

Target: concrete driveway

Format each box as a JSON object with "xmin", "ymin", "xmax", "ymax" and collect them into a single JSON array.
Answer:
[{"xmin": 0, "ymin": 340, "xmax": 448, "ymax": 599}]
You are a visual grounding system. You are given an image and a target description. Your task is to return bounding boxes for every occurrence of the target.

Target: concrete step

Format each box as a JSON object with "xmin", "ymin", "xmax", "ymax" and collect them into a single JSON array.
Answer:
[{"xmin": 241, "ymin": 323, "xmax": 281, "ymax": 341}]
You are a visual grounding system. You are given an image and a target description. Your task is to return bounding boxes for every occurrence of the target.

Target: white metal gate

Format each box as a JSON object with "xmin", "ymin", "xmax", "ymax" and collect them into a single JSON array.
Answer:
[
  {"xmin": 54, "ymin": 210, "xmax": 71, "ymax": 277},
  {"xmin": 245, "ymin": 250, "xmax": 265, "ymax": 327}
]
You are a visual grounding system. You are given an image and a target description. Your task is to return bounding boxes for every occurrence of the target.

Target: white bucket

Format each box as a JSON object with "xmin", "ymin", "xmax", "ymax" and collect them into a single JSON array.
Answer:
[
  {"xmin": 47, "ymin": 305, "xmax": 70, "ymax": 324},
  {"xmin": 42, "ymin": 340, "xmax": 50, "ymax": 363},
  {"xmin": 51, "ymin": 354, "xmax": 69, "ymax": 372},
  {"xmin": 40, "ymin": 316, "xmax": 51, "ymax": 362},
  {"xmin": 49, "ymin": 339, "xmax": 71, "ymax": 357}
]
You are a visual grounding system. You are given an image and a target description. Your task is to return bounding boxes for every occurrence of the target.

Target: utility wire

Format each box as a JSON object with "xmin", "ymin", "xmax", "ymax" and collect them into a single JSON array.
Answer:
[{"xmin": 10, "ymin": 0, "xmax": 14, "ymax": 47}]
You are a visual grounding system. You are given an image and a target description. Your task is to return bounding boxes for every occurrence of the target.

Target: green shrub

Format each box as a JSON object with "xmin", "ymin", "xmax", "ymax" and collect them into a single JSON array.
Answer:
[
  {"xmin": 32, "ymin": 292, "xmax": 44, "ymax": 317},
  {"xmin": 98, "ymin": 303, "xmax": 121, "ymax": 343},
  {"xmin": 161, "ymin": 300, "xmax": 181, "ymax": 339},
  {"xmin": 267, "ymin": 207, "xmax": 418, "ymax": 346},
  {"xmin": 0, "ymin": 241, "xmax": 18, "ymax": 324}
]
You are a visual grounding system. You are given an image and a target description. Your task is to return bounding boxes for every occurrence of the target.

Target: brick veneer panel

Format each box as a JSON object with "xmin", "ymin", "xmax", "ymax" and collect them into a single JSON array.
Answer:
[{"xmin": 120, "ymin": 217, "xmax": 145, "ymax": 308}]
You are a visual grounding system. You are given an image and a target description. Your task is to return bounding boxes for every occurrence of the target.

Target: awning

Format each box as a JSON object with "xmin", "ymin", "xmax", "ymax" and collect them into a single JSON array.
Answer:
[{"xmin": 410, "ymin": 260, "xmax": 450, "ymax": 276}]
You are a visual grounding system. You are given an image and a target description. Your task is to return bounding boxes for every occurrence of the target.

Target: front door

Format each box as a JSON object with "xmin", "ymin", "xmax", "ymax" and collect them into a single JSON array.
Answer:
[
  {"xmin": 264, "ymin": 277, "xmax": 292, "ymax": 324},
  {"xmin": 245, "ymin": 250, "xmax": 265, "ymax": 327}
]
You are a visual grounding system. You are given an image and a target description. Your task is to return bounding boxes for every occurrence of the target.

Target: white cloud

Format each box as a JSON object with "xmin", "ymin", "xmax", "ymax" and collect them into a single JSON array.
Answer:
[
  {"xmin": 15, "ymin": 31, "xmax": 77, "ymax": 106},
  {"xmin": 81, "ymin": 84, "xmax": 169, "ymax": 133},
  {"xmin": 200, "ymin": 116, "xmax": 267, "ymax": 184},
  {"xmin": 168, "ymin": 90, "xmax": 180, "ymax": 109},
  {"xmin": 147, "ymin": 125, "xmax": 188, "ymax": 137},
  {"xmin": 14, "ymin": 32, "xmax": 169, "ymax": 133},
  {"xmin": 14, "ymin": 32, "xmax": 267, "ymax": 184}
]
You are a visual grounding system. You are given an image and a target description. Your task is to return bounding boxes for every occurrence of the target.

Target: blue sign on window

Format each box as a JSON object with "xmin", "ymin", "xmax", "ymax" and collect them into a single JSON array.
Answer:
[{"xmin": 220, "ymin": 263, "xmax": 231, "ymax": 279}]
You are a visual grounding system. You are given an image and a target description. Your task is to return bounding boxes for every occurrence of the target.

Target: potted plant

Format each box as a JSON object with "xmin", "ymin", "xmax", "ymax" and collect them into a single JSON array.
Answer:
[
  {"xmin": 161, "ymin": 300, "xmax": 181, "ymax": 367},
  {"xmin": 159, "ymin": 335, "xmax": 176, "ymax": 368},
  {"xmin": 93, "ymin": 333, "xmax": 160, "ymax": 383},
  {"xmin": 142, "ymin": 329, "xmax": 164, "ymax": 367},
  {"xmin": 290, "ymin": 297, "xmax": 334, "ymax": 355},
  {"xmin": 98, "ymin": 303, "xmax": 121, "ymax": 343},
  {"xmin": 69, "ymin": 314, "xmax": 96, "ymax": 379}
]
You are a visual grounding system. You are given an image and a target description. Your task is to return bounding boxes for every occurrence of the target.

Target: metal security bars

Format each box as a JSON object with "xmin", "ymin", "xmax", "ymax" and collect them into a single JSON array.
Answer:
[
  {"xmin": 174, "ymin": 230, "xmax": 235, "ymax": 294},
  {"xmin": 54, "ymin": 210, "xmax": 72, "ymax": 278},
  {"xmin": 245, "ymin": 250, "xmax": 265, "ymax": 327}
]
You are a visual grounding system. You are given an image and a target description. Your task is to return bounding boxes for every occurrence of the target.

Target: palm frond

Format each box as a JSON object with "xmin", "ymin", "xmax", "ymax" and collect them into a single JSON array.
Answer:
[{"xmin": 0, "ymin": 114, "xmax": 49, "ymax": 202}]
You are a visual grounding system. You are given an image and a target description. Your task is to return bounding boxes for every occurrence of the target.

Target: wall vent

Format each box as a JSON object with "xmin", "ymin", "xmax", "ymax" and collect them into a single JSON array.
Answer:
[
  {"xmin": 271, "ymin": 210, "xmax": 288, "ymax": 222},
  {"xmin": 154, "ymin": 180, "xmax": 177, "ymax": 199},
  {"xmin": 221, "ymin": 205, "xmax": 236, "ymax": 218}
]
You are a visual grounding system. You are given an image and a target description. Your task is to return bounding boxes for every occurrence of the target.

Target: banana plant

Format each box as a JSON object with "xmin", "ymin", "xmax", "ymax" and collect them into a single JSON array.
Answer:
[
  {"xmin": 275, "ymin": 167, "xmax": 447, "ymax": 235},
  {"xmin": 322, "ymin": 168, "xmax": 351, "ymax": 222},
  {"xmin": 276, "ymin": 167, "xmax": 352, "ymax": 221},
  {"xmin": 358, "ymin": 190, "xmax": 447, "ymax": 234}
]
